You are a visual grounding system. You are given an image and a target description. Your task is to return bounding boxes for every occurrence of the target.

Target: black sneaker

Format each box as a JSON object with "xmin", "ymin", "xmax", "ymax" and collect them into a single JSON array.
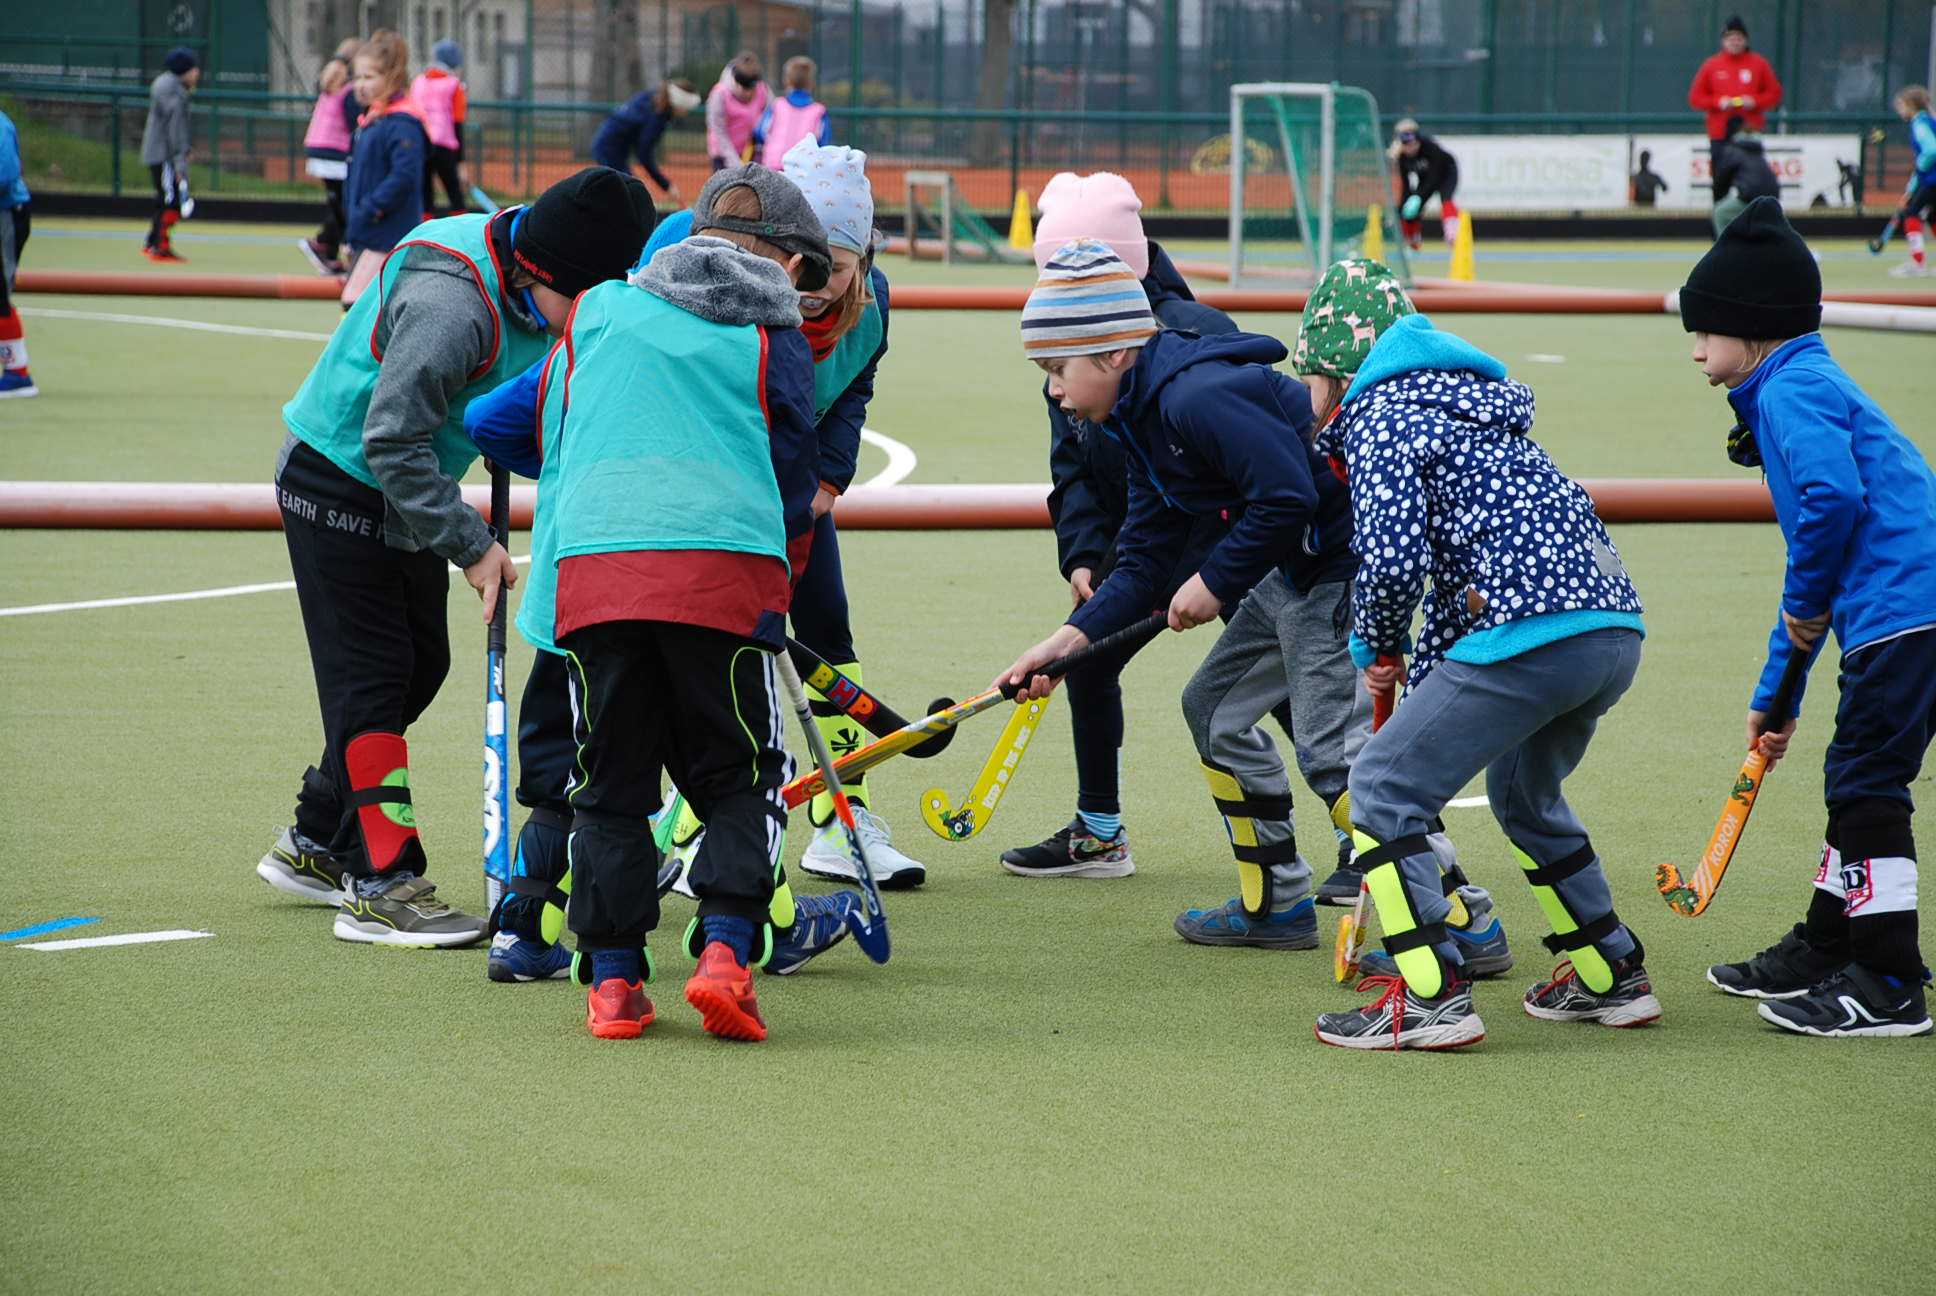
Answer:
[
  {"xmin": 255, "ymin": 826, "xmax": 350, "ymax": 904},
  {"xmin": 1523, "ymin": 956, "xmax": 1661, "ymax": 1027},
  {"xmin": 1706, "ymin": 923, "xmax": 1844, "ymax": 1000},
  {"xmin": 1314, "ymin": 975, "xmax": 1485, "ymax": 1050},
  {"xmin": 1000, "ymin": 817, "xmax": 1134, "ymax": 879},
  {"xmin": 333, "ymin": 874, "xmax": 488, "ymax": 948},
  {"xmin": 1315, "ymin": 864, "xmax": 1363, "ymax": 906},
  {"xmin": 1757, "ymin": 964, "xmax": 1933, "ymax": 1038}
]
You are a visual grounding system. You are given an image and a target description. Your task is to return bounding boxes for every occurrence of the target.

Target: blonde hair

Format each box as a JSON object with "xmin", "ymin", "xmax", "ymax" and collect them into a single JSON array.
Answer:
[
  {"xmin": 820, "ymin": 245, "xmax": 880, "ymax": 340},
  {"xmin": 1899, "ymin": 85, "xmax": 1932, "ymax": 112},
  {"xmin": 731, "ymin": 51, "xmax": 763, "ymax": 81},
  {"xmin": 356, "ymin": 29, "xmax": 411, "ymax": 103},
  {"xmin": 1739, "ymin": 337, "xmax": 1792, "ymax": 371},
  {"xmin": 783, "ymin": 56, "xmax": 816, "ymax": 91},
  {"xmin": 697, "ymin": 184, "xmax": 795, "ymax": 269}
]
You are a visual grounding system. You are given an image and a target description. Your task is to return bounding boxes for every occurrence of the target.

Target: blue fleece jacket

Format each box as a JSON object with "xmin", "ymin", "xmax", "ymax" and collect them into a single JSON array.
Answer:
[
  {"xmin": 1910, "ymin": 109, "xmax": 1936, "ymax": 186},
  {"xmin": 1728, "ymin": 332, "xmax": 1936, "ymax": 711},
  {"xmin": 1318, "ymin": 315, "xmax": 1643, "ymax": 689},
  {"xmin": 591, "ymin": 92, "xmax": 676, "ymax": 190},
  {"xmin": 1066, "ymin": 329, "xmax": 1352, "ymax": 641},
  {"xmin": 1046, "ymin": 241, "xmax": 1237, "ymax": 580},
  {"xmin": 344, "ymin": 101, "xmax": 428, "ymax": 252},
  {"xmin": 0, "ymin": 110, "xmax": 30, "ymax": 207}
]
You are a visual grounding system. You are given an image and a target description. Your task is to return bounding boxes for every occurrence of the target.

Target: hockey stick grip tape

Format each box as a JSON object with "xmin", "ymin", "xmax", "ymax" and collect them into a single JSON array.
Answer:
[
  {"xmin": 1001, "ymin": 611, "xmax": 1167, "ymax": 699},
  {"xmin": 487, "ymin": 465, "xmax": 510, "ymax": 657},
  {"xmin": 1757, "ymin": 649, "xmax": 1809, "ymax": 732}
]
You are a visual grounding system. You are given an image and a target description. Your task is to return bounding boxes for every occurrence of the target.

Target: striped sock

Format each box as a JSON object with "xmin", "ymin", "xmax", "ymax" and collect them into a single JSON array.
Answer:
[{"xmin": 1077, "ymin": 809, "xmax": 1122, "ymax": 841}]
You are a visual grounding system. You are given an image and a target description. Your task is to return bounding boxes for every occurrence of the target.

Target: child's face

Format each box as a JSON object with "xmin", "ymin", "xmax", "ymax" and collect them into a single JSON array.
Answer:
[
  {"xmin": 1039, "ymin": 351, "xmax": 1129, "ymax": 424},
  {"xmin": 352, "ymin": 56, "xmax": 383, "ymax": 106},
  {"xmin": 801, "ymin": 247, "xmax": 861, "ymax": 319},
  {"xmin": 1691, "ymin": 331, "xmax": 1754, "ymax": 388},
  {"xmin": 529, "ymin": 283, "xmax": 575, "ymax": 338},
  {"xmin": 1897, "ymin": 97, "xmax": 1917, "ymax": 122},
  {"xmin": 182, "ymin": 66, "xmax": 201, "ymax": 89}
]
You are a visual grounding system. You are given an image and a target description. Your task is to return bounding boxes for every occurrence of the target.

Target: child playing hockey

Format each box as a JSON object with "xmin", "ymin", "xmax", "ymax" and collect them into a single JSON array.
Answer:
[
  {"xmin": 999, "ymin": 239, "xmax": 1367, "ymax": 949},
  {"xmin": 257, "ymin": 167, "xmax": 656, "ymax": 948},
  {"xmin": 1308, "ymin": 308, "xmax": 1651, "ymax": 1050},
  {"xmin": 139, "ymin": 47, "xmax": 197, "ymax": 262},
  {"xmin": 1000, "ymin": 170, "xmax": 1301, "ymax": 883},
  {"xmin": 1390, "ymin": 119, "xmax": 1460, "ymax": 253},
  {"xmin": 1869, "ymin": 85, "xmax": 1935, "ymax": 277},
  {"xmin": 1688, "ymin": 197, "xmax": 1936, "ymax": 1037},
  {"xmin": 518, "ymin": 166, "xmax": 833, "ymax": 1040},
  {"xmin": 0, "ymin": 106, "xmax": 36, "ymax": 398}
]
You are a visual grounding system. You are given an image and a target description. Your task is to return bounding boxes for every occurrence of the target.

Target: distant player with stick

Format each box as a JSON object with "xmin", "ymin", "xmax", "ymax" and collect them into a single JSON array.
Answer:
[
  {"xmin": 1310, "ymin": 307, "xmax": 1651, "ymax": 1050},
  {"xmin": 1867, "ymin": 85, "xmax": 1935, "ymax": 277},
  {"xmin": 1684, "ymin": 197, "xmax": 1936, "ymax": 1037}
]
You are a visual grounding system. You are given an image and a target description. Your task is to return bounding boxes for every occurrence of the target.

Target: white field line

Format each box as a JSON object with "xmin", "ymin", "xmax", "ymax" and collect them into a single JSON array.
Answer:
[
  {"xmin": 1446, "ymin": 795, "xmax": 1490, "ymax": 808},
  {"xmin": 20, "ymin": 306, "xmax": 334, "ymax": 343},
  {"xmin": 0, "ymin": 555, "xmax": 534, "ymax": 617},
  {"xmin": 18, "ymin": 929, "xmax": 213, "ymax": 950},
  {"xmin": 857, "ymin": 427, "xmax": 916, "ymax": 487}
]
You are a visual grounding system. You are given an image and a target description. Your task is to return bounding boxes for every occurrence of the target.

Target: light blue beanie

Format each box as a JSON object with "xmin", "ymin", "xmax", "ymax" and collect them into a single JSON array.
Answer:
[{"xmin": 780, "ymin": 137, "xmax": 874, "ymax": 254}]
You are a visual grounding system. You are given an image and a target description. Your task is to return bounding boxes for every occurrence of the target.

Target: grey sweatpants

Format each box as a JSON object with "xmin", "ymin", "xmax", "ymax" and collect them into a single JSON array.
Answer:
[
  {"xmin": 1348, "ymin": 627, "xmax": 1644, "ymax": 969},
  {"xmin": 1181, "ymin": 573, "xmax": 1371, "ymax": 905}
]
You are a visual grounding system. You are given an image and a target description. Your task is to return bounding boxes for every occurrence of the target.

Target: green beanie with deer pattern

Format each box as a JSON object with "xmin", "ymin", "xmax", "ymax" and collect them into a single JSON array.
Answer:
[{"xmin": 1291, "ymin": 257, "xmax": 1416, "ymax": 379}]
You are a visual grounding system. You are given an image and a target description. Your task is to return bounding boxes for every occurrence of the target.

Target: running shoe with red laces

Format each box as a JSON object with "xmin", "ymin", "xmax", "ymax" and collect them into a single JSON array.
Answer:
[
  {"xmin": 1314, "ymin": 974, "xmax": 1485, "ymax": 1050},
  {"xmin": 684, "ymin": 942, "xmax": 767, "ymax": 1041},
  {"xmin": 1523, "ymin": 956, "xmax": 1661, "ymax": 1027},
  {"xmin": 586, "ymin": 978, "xmax": 655, "ymax": 1040}
]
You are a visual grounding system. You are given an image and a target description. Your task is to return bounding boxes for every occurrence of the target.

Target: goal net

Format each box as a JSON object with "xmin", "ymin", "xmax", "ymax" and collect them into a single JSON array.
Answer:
[{"xmin": 1227, "ymin": 82, "xmax": 1410, "ymax": 288}]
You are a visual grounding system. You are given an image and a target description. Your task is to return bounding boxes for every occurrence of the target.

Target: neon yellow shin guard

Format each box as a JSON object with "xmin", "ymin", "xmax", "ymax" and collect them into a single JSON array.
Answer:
[
  {"xmin": 1201, "ymin": 759, "xmax": 1297, "ymax": 916},
  {"xmin": 808, "ymin": 661, "xmax": 869, "ymax": 825},
  {"xmin": 1354, "ymin": 830, "xmax": 1449, "ymax": 997},
  {"xmin": 1512, "ymin": 840, "xmax": 1617, "ymax": 992}
]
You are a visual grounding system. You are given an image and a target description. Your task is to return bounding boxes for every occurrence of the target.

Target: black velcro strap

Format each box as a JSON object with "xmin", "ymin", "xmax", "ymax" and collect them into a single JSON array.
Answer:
[
  {"xmin": 1518, "ymin": 840, "xmax": 1596, "ymax": 887},
  {"xmin": 808, "ymin": 699, "xmax": 843, "ymax": 718},
  {"xmin": 526, "ymin": 806, "xmax": 572, "ymax": 833},
  {"xmin": 352, "ymin": 785, "xmax": 412, "ymax": 808},
  {"xmin": 1541, "ymin": 911, "xmax": 1621, "ymax": 955},
  {"xmin": 1232, "ymin": 838, "xmax": 1301, "ymax": 866},
  {"xmin": 1352, "ymin": 833, "xmax": 1433, "ymax": 874},
  {"xmin": 507, "ymin": 875, "xmax": 569, "ymax": 909},
  {"xmin": 1382, "ymin": 922, "xmax": 1450, "ymax": 956},
  {"xmin": 1440, "ymin": 864, "xmax": 1470, "ymax": 895},
  {"xmin": 1213, "ymin": 793, "xmax": 1295, "ymax": 821}
]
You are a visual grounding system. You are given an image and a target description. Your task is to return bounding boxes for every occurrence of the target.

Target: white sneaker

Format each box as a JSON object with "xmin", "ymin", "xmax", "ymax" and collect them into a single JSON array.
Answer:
[
  {"xmin": 799, "ymin": 807, "xmax": 926, "ymax": 889},
  {"xmin": 1888, "ymin": 259, "xmax": 1929, "ymax": 277}
]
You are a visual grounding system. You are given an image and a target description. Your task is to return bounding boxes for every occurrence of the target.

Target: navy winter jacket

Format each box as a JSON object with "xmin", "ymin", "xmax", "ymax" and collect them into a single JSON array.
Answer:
[
  {"xmin": 345, "ymin": 101, "xmax": 428, "ymax": 252},
  {"xmin": 1067, "ymin": 329, "xmax": 1352, "ymax": 641},
  {"xmin": 591, "ymin": 93, "xmax": 675, "ymax": 190},
  {"xmin": 1727, "ymin": 332, "xmax": 1936, "ymax": 711},
  {"xmin": 1317, "ymin": 315, "xmax": 1643, "ymax": 690},
  {"xmin": 1046, "ymin": 241, "xmax": 1238, "ymax": 580}
]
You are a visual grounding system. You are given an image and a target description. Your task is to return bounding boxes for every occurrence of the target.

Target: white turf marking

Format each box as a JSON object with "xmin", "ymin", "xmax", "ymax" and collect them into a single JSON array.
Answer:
[
  {"xmin": 1447, "ymin": 795, "xmax": 1490, "ymax": 808},
  {"xmin": 20, "ymin": 307, "xmax": 333, "ymax": 343},
  {"xmin": 1524, "ymin": 353, "xmax": 1567, "ymax": 364},
  {"xmin": 0, "ymin": 555, "xmax": 535, "ymax": 618},
  {"xmin": 18, "ymin": 929, "xmax": 213, "ymax": 951},
  {"xmin": 857, "ymin": 427, "xmax": 916, "ymax": 487}
]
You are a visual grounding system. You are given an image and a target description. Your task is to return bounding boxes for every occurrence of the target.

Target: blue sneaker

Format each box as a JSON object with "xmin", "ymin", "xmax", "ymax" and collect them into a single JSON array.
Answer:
[
  {"xmin": 1359, "ymin": 907, "xmax": 1515, "ymax": 979},
  {"xmin": 1174, "ymin": 896, "xmax": 1318, "ymax": 950},
  {"xmin": 766, "ymin": 891, "xmax": 861, "ymax": 975},
  {"xmin": 0, "ymin": 372, "xmax": 39, "ymax": 399},
  {"xmin": 487, "ymin": 930, "xmax": 572, "ymax": 982}
]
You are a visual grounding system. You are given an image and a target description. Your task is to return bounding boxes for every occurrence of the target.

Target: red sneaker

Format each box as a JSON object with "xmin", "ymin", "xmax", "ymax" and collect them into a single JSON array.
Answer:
[
  {"xmin": 684, "ymin": 942, "xmax": 767, "ymax": 1041},
  {"xmin": 586, "ymin": 978, "xmax": 655, "ymax": 1039}
]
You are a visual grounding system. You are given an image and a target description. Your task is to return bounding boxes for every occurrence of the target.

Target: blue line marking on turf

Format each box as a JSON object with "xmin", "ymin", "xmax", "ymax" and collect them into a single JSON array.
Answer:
[{"xmin": 1, "ymin": 916, "xmax": 101, "ymax": 941}]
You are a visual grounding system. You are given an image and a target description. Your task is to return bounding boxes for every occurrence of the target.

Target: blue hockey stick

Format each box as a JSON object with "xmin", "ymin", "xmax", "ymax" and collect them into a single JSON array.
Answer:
[
  {"xmin": 774, "ymin": 650, "xmax": 889, "ymax": 964},
  {"xmin": 483, "ymin": 466, "xmax": 513, "ymax": 915}
]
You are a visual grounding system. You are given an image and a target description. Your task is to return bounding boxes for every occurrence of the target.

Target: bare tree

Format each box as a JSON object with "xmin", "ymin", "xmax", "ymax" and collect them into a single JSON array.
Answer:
[
  {"xmin": 971, "ymin": 0, "xmax": 1019, "ymax": 164},
  {"xmin": 586, "ymin": 0, "xmax": 644, "ymax": 147}
]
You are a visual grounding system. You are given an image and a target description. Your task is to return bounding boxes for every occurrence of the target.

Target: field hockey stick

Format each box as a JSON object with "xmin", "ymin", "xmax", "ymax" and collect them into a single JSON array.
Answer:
[
  {"xmin": 786, "ymin": 639, "xmax": 957, "ymax": 758},
  {"xmin": 483, "ymin": 465, "xmax": 513, "ymax": 915},
  {"xmin": 1656, "ymin": 649, "xmax": 1809, "ymax": 917},
  {"xmin": 775, "ymin": 650, "xmax": 889, "ymax": 964},
  {"xmin": 1335, "ymin": 657, "xmax": 1399, "ymax": 983},
  {"xmin": 1868, "ymin": 213, "xmax": 1903, "ymax": 254},
  {"xmin": 920, "ymin": 693, "xmax": 1052, "ymax": 841},
  {"xmin": 468, "ymin": 182, "xmax": 500, "ymax": 212},
  {"xmin": 780, "ymin": 612, "xmax": 1168, "ymax": 809}
]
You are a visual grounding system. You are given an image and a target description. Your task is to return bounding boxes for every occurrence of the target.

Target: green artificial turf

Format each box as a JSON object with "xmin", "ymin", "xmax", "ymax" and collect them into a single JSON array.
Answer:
[{"xmin": 4, "ymin": 220, "xmax": 1934, "ymax": 1295}]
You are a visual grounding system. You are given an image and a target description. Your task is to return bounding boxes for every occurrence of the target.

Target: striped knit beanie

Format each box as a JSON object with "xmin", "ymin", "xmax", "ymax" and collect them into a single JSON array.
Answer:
[{"xmin": 1020, "ymin": 238, "xmax": 1158, "ymax": 360}]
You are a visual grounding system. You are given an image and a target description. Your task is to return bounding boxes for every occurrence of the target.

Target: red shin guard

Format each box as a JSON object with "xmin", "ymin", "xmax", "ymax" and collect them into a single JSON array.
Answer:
[{"xmin": 344, "ymin": 731, "xmax": 421, "ymax": 871}]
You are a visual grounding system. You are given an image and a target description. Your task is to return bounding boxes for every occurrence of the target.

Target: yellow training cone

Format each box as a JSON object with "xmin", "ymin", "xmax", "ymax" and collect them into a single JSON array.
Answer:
[
  {"xmin": 1008, "ymin": 187, "xmax": 1034, "ymax": 251},
  {"xmin": 1362, "ymin": 204, "xmax": 1384, "ymax": 261},
  {"xmin": 1448, "ymin": 210, "xmax": 1476, "ymax": 281}
]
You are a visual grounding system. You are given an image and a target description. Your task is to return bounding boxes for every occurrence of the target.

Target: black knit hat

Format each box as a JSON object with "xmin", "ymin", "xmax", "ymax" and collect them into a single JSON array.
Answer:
[
  {"xmin": 515, "ymin": 167, "xmax": 658, "ymax": 298},
  {"xmin": 1722, "ymin": 14, "xmax": 1748, "ymax": 37},
  {"xmin": 165, "ymin": 47, "xmax": 199, "ymax": 75},
  {"xmin": 1679, "ymin": 197, "xmax": 1821, "ymax": 340}
]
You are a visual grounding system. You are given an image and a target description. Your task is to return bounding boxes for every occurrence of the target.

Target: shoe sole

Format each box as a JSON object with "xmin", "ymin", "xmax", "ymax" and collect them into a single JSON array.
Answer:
[
  {"xmin": 1314, "ymin": 888, "xmax": 1362, "ymax": 907},
  {"xmin": 255, "ymin": 857, "xmax": 346, "ymax": 905},
  {"xmin": 295, "ymin": 238, "xmax": 338, "ymax": 275},
  {"xmin": 685, "ymin": 979, "xmax": 767, "ymax": 1041},
  {"xmin": 331, "ymin": 915, "xmax": 487, "ymax": 948},
  {"xmin": 1000, "ymin": 858, "xmax": 1134, "ymax": 878},
  {"xmin": 1523, "ymin": 993, "xmax": 1662, "ymax": 1027},
  {"xmin": 1705, "ymin": 968, "xmax": 1811, "ymax": 1000},
  {"xmin": 1313, "ymin": 1016, "xmax": 1487, "ymax": 1050},
  {"xmin": 799, "ymin": 859, "xmax": 925, "ymax": 889},
  {"xmin": 587, "ymin": 1001, "xmax": 655, "ymax": 1038},
  {"xmin": 1755, "ymin": 1003, "xmax": 1934, "ymax": 1037},
  {"xmin": 1173, "ymin": 917, "xmax": 1318, "ymax": 950},
  {"xmin": 488, "ymin": 962, "xmax": 570, "ymax": 983},
  {"xmin": 0, "ymin": 386, "xmax": 39, "ymax": 399}
]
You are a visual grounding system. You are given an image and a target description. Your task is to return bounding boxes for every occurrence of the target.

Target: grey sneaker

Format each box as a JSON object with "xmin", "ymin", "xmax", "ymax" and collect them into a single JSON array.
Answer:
[
  {"xmin": 256, "ymin": 827, "xmax": 350, "ymax": 904},
  {"xmin": 1523, "ymin": 956, "xmax": 1661, "ymax": 1027},
  {"xmin": 333, "ymin": 874, "xmax": 488, "ymax": 948},
  {"xmin": 1314, "ymin": 975, "xmax": 1486, "ymax": 1050},
  {"xmin": 1173, "ymin": 896, "xmax": 1318, "ymax": 950}
]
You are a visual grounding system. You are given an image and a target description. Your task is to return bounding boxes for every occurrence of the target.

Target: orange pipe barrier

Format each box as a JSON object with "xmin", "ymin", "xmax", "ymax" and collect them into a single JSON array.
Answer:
[
  {"xmin": 17, "ymin": 270, "xmax": 344, "ymax": 300},
  {"xmin": 0, "ymin": 478, "xmax": 1771, "ymax": 530}
]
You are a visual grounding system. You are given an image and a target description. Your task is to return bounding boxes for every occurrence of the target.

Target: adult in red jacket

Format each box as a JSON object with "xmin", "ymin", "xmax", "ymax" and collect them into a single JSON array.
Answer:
[{"xmin": 1688, "ymin": 15, "xmax": 1782, "ymax": 164}]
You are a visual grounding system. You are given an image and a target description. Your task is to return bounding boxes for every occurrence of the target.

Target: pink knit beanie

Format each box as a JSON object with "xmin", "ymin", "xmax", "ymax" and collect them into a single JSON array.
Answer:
[{"xmin": 1032, "ymin": 171, "xmax": 1149, "ymax": 279}]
